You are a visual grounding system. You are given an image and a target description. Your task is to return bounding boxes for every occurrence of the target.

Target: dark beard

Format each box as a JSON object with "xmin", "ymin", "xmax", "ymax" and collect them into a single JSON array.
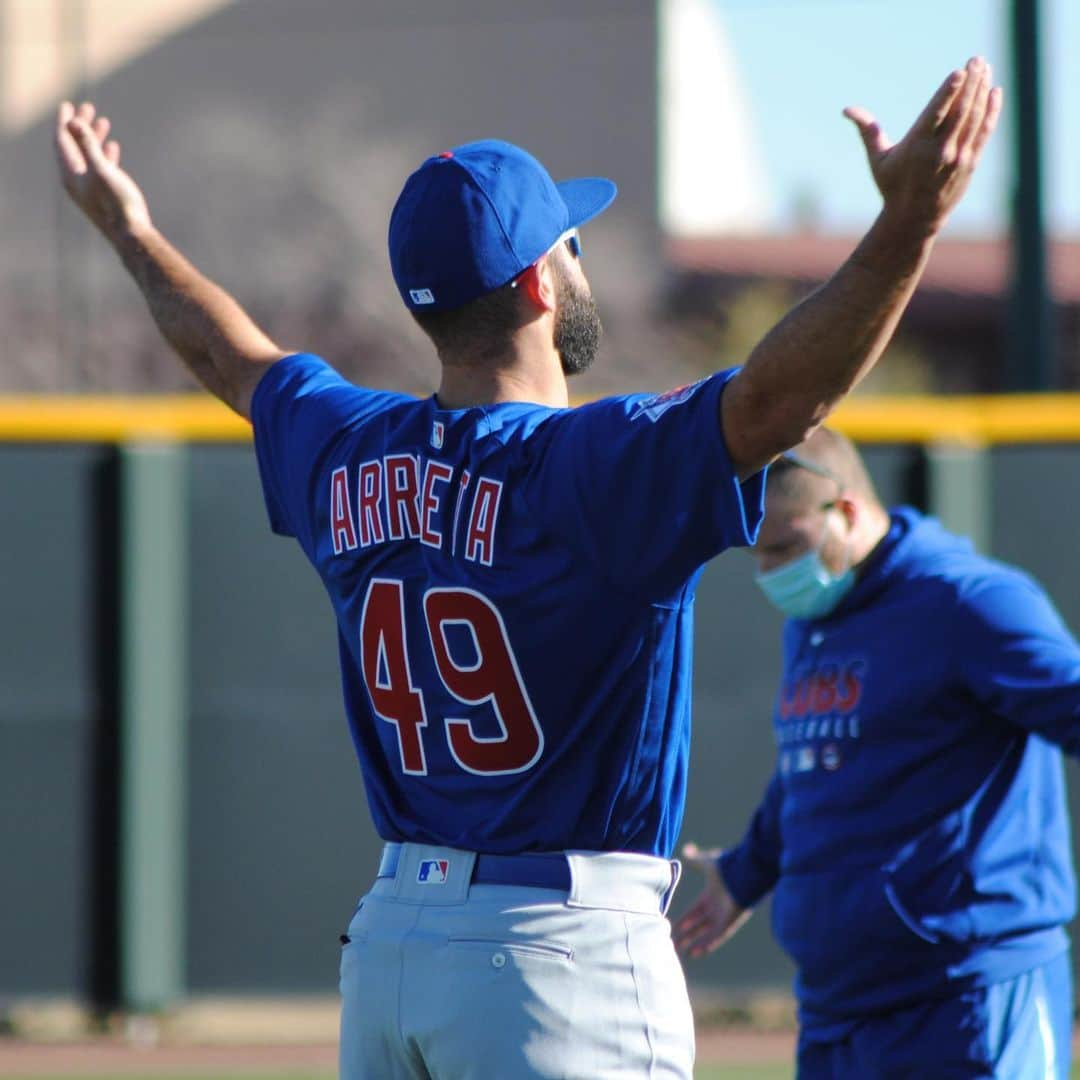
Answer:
[{"xmin": 552, "ymin": 258, "xmax": 602, "ymax": 376}]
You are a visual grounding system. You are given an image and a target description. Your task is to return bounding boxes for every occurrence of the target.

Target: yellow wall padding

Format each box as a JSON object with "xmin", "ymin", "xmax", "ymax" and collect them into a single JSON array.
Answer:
[{"xmin": 0, "ymin": 393, "xmax": 1078, "ymax": 445}]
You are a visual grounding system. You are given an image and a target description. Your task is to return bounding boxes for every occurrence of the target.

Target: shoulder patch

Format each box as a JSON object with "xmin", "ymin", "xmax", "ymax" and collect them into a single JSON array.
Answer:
[{"xmin": 630, "ymin": 380, "xmax": 703, "ymax": 423}]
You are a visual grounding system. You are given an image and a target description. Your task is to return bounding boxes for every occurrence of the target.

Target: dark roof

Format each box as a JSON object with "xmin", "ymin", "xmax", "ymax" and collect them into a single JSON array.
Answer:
[{"xmin": 667, "ymin": 232, "xmax": 1080, "ymax": 304}]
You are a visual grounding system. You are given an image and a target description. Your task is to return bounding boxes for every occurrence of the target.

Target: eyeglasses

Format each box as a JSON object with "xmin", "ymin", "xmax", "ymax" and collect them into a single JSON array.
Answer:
[
  {"xmin": 779, "ymin": 452, "xmax": 846, "ymax": 512},
  {"xmin": 780, "ymin": 452, "xmax": 842, "ymax": 487}
]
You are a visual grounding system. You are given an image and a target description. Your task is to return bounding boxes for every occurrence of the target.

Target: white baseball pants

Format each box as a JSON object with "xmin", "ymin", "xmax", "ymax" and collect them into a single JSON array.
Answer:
[{"xmin": 338, "ymin": 844, "xmax": 693, "ymax": 1079}]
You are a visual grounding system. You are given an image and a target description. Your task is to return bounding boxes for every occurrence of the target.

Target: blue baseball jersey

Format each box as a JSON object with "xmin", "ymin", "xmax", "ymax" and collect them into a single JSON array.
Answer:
[
  {"xmin": 252, "ymin": 353, "xmax": 765, "ymax": 857},
  {"xmin": 720, "ymin": 508, "xmax": 1080, "ymax": 1025}
]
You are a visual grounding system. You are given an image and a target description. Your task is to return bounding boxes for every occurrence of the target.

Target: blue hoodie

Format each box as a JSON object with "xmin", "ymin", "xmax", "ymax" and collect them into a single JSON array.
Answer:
[{"xmin": 719, "ymin": 508, "xmax": 1080, "ymax": 1031}]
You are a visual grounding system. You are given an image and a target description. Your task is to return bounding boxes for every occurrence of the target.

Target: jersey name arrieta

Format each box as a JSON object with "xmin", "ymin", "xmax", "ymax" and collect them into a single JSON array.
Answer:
[
  {"xmin": 326, "ymin": 451, "xmax": 502, "ymax": 565},
  {"xmin": 252, "ymin": 353, "xmax": 765, "ymax": 856}
]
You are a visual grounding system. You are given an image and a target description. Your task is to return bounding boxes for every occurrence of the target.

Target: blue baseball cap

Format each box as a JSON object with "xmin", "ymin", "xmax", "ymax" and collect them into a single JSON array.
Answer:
[{"xmin": 388, "ymin": 139, "xmax": 617, "ymax": 313}]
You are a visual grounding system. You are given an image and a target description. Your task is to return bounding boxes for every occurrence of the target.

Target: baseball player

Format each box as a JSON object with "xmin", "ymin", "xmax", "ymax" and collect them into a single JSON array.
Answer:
[
  {"xmin": 55, "ymin": 58, "xmax": 999, "ymax": 1079},
  {"xmin": 676, "ymin": 429, "xmax": 1080, "ymax": 1079}
]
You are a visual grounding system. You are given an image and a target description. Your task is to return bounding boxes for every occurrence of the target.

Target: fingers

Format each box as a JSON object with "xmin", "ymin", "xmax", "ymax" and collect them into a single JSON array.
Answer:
[
  {"xmin": 940, "ymin": 59, "xmax": 1003, "ymax": 183},
  {"xmin": 847, "ymin": 58, "xmax": 994, "ymax": 160},
  {"xmin": 681, "ymin": 842, "xmax": 723, "ymax": 876},
  {"xmin": 673, "ymin": 908, "xmax": 713, "ymax": 952},
  {"xmin": 911, "ymin": 67, "xmax": 966, "ymax": 135},
  {"xmin": 55, "ymin": 100, "xmax": 117, "ymax": 180},
  {"xmin": 682, "ymin": 842, "xmax": 719, "ymax": 862},
  {"xmin": 940, "ymin": 57, "xmax": 990, "ymax": 157},
  {"xmin": 67, "ymin": 114, "xmax": 111, "ymax": 174},
  {"xmin": 674, "ymin": 898, "xmax": 712, "ymax": 937},
  {"xmin": 949, "ymin": 67, "xmax": 991, "ymax": 168},
  {"xmin": 941, "ymin": 58, "xmax": 989, "ymax": 147},
  {"xmin": 674, "ymin": 914, "xmax": 716, "ymax": 951},
  {"xmin": 682, "ymin": 843, "xmax": 722, "ymax": 860},
  {"xmin": 843, "ymin": 107, "xmax": 890, "ymax": 161},
  {"xmin": 970, "ymin": 86, "xmax": 1004, "ymax": 160},
  {"xmin": 681, "ymin": 929, "xmax": 723, "ymax": 958},
  {"xmin": 54, "ymin": 101, "xmax": 87, "ymax": 180},
  {"xmin": 674, "ymin": 907, "xmax": 726, "ymax": 958}
]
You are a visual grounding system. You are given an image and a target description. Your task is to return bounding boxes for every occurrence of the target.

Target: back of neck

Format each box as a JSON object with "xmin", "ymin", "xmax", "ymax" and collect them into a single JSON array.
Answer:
[{"xmin": 436, "ymin": 353, "xmax": 569, "ymax": 410}]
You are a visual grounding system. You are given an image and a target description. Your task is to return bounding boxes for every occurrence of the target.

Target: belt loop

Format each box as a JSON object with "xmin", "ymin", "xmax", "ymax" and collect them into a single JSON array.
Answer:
[
  {"xmin": 660, "ymin": 859, "xmax": 682, "ymax": 916},
  {"xmin": 565, "ymin": 851, "xmax": 676, "ymax": 915},
  {"xmin": 388, "ymin": 844, "xmax": 476, "ymax": 905},
  {"xmin": 378, "ymin": 842, "xmax": 402, "ymax": 879}
]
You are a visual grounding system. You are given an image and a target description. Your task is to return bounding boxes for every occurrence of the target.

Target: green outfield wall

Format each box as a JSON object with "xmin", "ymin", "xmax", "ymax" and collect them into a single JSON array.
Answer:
[{"xmin": 0, "ymin": 396, "xmax": 1077, "ymax": 1006}]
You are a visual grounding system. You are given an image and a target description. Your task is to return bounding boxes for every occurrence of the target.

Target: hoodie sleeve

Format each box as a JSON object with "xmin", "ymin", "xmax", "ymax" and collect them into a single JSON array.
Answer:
[
  {"xmin": 957, "ymin": 571, "xmax": 1080, "ymax": 754},
  {"xmin": 717, "ymin": 771, "xmax": 783, "ymax": 908}
]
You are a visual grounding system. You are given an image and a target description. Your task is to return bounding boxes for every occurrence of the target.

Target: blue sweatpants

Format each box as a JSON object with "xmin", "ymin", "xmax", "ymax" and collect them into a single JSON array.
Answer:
[{"xmin": 797, "ymin": 952, "xmax": 1073, "ymax": 1079}]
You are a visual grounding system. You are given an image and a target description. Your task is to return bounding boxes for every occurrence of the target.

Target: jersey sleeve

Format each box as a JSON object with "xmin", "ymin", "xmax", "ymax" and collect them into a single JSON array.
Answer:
[
  {"xmin": 250, "ymin": 353, "xmax": 372, "ymax": 545},
  {"xmin": 717, "ymin": 771, "xmax": 783, "ymax": 908},
  {"xmin": 524, "ymin": 370, "xmax": 766, "ymax": 597},
  {"xmin": 956, "ymin": 572, "xmax": 1080, "ymax": 755}
]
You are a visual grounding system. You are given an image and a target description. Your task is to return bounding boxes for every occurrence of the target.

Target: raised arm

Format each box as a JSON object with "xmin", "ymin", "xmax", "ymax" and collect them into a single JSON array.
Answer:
[
  {"xmin": 54, "ymin": 102, "xmax": 287, "ymax": 419},
  {"xmin": 722, "ymin": 58, "xmax": 1003, "ymax": 479}
]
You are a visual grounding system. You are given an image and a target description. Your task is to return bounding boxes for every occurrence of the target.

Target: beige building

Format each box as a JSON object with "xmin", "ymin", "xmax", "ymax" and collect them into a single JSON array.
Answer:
[
  {"xmin": 1, "ymin": 0, "xmax": 231, "ymax": 133},
  {"xmin": 0, "ymin": 0, "xmax": 777, "ymax": 394}
]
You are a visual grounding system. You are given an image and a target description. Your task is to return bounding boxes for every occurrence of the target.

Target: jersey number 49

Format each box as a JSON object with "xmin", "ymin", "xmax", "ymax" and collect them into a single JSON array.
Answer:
[{"xmin": 359, "ymin": 578, "xmax": 544, "ymax": 777}]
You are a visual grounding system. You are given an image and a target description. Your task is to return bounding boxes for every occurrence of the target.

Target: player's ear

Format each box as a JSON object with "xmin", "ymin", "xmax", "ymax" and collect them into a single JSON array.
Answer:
[
  {"xmin": 514, "ymin": 259, "xmax": 557, "ymax": 315},
  {"xmin": 835, "ymin": 494, "xmax": 858, "ymax": 533}
]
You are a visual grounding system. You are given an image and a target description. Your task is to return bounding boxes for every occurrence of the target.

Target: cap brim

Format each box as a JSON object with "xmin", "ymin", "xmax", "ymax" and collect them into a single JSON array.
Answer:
[{"xmin": 557, "ymin": 177, "xmax": 618, "ymax": 229}]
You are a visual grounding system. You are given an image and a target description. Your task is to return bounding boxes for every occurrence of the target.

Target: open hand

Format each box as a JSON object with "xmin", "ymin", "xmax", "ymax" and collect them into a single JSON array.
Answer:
[
  {"xmin": 673, "ymin": 842, "xmax": 751, "ymax": 959},
  {"xmin": 55, "ymin": 101, "xmax": 151, "ymax": 239},
  {"xmin": 844, "ymin": 57, "xmax": 1002, "ymax": 234}
]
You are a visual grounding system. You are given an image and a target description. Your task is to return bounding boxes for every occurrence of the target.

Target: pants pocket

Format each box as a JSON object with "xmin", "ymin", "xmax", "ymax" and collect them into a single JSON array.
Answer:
[{"xmin": 446, "ymin": 936, "xmax": 574, "ymax": 963}]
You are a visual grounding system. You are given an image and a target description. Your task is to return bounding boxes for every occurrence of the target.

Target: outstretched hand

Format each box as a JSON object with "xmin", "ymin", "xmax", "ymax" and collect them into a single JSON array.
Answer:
[
  {"xmin": 672, "ymin": 843, "xmax": 751, "ymax": 959},
  {"xmin": 844, "ymin": 56, "xmax": 1002, "ymax": 234},
  {"xmin": 55, "ymin": 101, "xmax": 151, "ymax": 239}
]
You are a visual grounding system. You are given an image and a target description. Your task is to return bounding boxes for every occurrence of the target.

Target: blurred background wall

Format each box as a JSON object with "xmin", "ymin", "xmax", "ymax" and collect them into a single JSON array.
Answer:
[
  {"xmin": 2, "ymin": 436, "xmax": 1079, "ymax": 1005},
  {"xmin": 1, "ymin": 0, "xmax": 1078, "ymax": 1012}
]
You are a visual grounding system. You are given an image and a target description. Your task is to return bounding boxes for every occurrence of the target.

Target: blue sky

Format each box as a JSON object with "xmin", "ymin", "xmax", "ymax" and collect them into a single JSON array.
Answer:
[{"xmin": 715, "ymin": 0, "xmax": 1078, "ymax": 235}]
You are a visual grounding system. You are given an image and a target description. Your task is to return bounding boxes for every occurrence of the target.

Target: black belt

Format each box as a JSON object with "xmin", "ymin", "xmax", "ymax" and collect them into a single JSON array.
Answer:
[{"xmin": 377, "ymin": 844, "xmax": 572, "ymax": 891}]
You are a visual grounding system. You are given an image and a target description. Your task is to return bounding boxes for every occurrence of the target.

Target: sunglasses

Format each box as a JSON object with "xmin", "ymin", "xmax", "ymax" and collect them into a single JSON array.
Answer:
[{"xmin": 510, "ymin": 227, "xmax": 582, "ymax": 290}]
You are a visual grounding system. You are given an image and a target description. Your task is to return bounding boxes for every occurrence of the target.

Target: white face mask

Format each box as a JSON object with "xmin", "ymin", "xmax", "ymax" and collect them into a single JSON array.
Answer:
[{"xmin": 754, "ymin": 514, "xmax": 855, "ymax": 620}]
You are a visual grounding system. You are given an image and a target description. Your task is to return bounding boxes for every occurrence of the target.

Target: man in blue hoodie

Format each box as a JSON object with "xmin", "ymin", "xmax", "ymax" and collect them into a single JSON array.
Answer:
[{"xmin": 675, "ymin": 428, "xmax": 1080, "ymax": 1079}]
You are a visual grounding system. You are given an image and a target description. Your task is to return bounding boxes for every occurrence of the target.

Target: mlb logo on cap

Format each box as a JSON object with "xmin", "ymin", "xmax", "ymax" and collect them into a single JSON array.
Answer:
[{"xmin": 417, "ymin": 859, "xmax": 450, "ymax": 884}]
